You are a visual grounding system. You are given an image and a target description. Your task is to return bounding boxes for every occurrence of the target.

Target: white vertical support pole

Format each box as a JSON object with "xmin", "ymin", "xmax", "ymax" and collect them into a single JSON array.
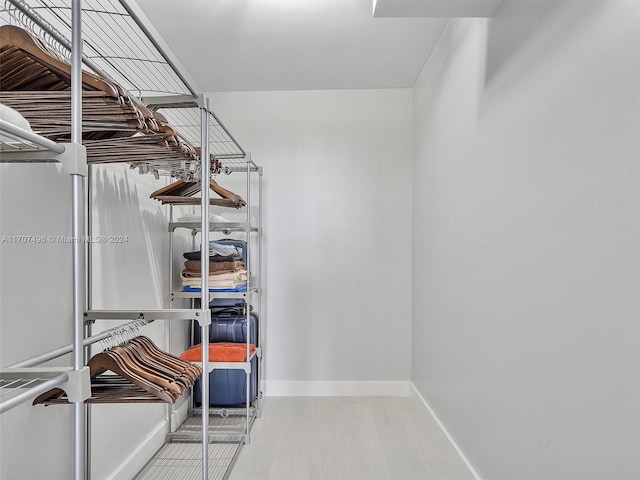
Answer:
[
  {"xmin": 168, "ymin": 205, "xmax": 174, "ymax": 297},
  {"xmin": 258, "ymin": 166, "xmax": 263, "ymax": 415},
  {"xmin": 86, "ymin": 162, "xmax": 92, "ymax": 480},
  {"xmin": 166, "ymin": 204, "xmax": 174, "ymax": 434},
  {"xmin": 71, "ymin": 1, "xmax": 86, "ymax": 479},
  {"xmin": 245, "ymin": 154, "xmax": 251, "ymax": 441},
  {"xmin": 200, "ymin": 101, "xmax": 211, "ymax": 478}
]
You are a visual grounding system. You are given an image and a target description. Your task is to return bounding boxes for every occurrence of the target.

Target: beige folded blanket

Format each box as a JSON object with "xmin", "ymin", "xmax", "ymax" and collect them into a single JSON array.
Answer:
[
  {"xmin": 181, "ymin": 269, "xmax": 248, "ymax": 288},
  {"xmin": 183, "ymin": 259, "xmax": 245, "ymax": 272}
]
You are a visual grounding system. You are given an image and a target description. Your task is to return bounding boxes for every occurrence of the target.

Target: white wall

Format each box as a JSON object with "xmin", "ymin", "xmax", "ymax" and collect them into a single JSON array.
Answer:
[
  {"xmin": 0, "ymin": 161, "xmax": 190, "ymax": 479},
  {"xmin": 208, "ymin": 89, "xmax": 414, "ymax": 395},
  {"xmin": 411, "ymin": 1, "xmax": 640, "ymax": 479},
  {"xmin": 1, "ymin": 163, "xmax": 75, "ymax": 480},
  {"xmin": 88, "ymin": 164, "xmax": 192, "ymax": 480},
  {"xmin": 7, "ymin": 3, "xmax": 637, "ymax": 476},
  {"xmin": 0, "ymin": 88, "xmax": 413, "ymax": 478}
]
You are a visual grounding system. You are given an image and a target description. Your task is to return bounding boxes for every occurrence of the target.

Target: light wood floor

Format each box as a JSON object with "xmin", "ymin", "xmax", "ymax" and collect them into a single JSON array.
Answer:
[{"xmin": 228, "ymin": 395, "xmax": 476, "ymax": 480}]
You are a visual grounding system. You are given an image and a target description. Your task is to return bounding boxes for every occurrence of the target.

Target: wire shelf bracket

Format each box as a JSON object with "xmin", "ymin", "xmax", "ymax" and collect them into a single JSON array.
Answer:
[
  {"xmin": 0, "ymin": 366, "xmax": 91, "ymax": 414},
  {"xmin": 84, "ymin": 309, "xmax": 211, "ymax": 325},
  {"xmin": 0, "ymin": 120, "xmax": 88, "ymax": 176}
]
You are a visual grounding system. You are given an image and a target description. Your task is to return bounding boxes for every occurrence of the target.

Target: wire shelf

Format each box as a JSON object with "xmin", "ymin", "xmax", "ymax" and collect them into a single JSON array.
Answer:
[
  {"xmin": 157, "ymin": 108, "xmax": 246, "ymax": 160},
  {"xmin": 2, "ymin": 0, "xmax": 194, "ymax": 98},
  {"xmin": 0, "ymin": 369, "xmax": 70, "ymax": 414},
  {"xmin": 134, "ymin": 409, "xmax": 256, "ymax": 479},
  {"xmin": 1, "ymin": 0, "xmax": 249, "ymax": 179},
  {"xmin": 133, "ymin": 442, "xmax": 239, "ymax": 480},
  {"xmin": 0, "ymin": 118, "xmax": 65, "ymax": 154}
]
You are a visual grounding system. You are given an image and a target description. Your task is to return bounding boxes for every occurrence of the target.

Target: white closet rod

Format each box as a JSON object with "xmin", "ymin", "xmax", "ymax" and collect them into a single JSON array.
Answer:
[
  {"xmin": 0, "ymin": 118, "xmax": 66, "ymax": 154},
  {"xmin": 7, "ymin": 320, "xmax": 151, "ymax": 369},
  {"xmin": 0, "ymin": 373, "xmax": 70, "ymax": 414}
]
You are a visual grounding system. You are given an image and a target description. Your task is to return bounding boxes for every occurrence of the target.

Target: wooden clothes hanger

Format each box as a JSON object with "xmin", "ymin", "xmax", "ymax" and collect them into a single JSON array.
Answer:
[
  {"xmin": 150, "ymin": 178, "xmax": 246, "ymax": 208},
  {"xmin": 1, "ymin": 25, "xmax": 233, "ymax": 173},
  {"xmin": 129, "ymin": 336, "xmax": 201, "ymax": 379},
  {"xmin": 88, "ymin": 348, "xmax": 179, "ymax": 403},
  {"xmin": 1, "ymin": 24, "xmax": 198, "ymax": 165},
  {"xmin": 0, "ymin": 24, "xmax": 119, "ymax": 95},
  {"xmin": 89, "ymin": 336, "xmax": 202, "ymax": 402},
  {"xmin": 210, "ymin": 180, "xmax": 247, "ymax": 208},
  {"xmin": 108, "ymin": 345, "xmax": 185, "ymax": 395},
  {"xmin": 32, "ymin": 336, "xmax": 202, "ymax": 405}
]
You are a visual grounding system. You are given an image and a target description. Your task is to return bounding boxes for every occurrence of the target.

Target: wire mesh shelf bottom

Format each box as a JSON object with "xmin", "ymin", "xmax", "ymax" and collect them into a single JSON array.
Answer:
[
  {"xmin": 133, "ymin": 410, "xmax": 255, "ymax": 479},
  {"xmin": 133, "ymin": 442, "xmax": 240, "ymax": 480}
]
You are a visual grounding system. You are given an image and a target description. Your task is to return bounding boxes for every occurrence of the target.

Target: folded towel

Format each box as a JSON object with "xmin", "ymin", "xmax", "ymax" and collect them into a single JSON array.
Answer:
[
  {"xmin": 182, "ymin": 267, "xmax": 240, "ymax": 278},
  {"xmin": 181, "ymin": 269, "xmax": 247, "ymax": 285},
  {"xmin": 182, "ymin": 284, "xmax": 247, "ymax": 293},
  {"xmin": 179, "ymin": 342, "xmax": 255, "ymax": 362},
  {"xmin": 182, "ymin": 251, "xmax": 241, "ymax": 263},
  {"xmin": 183, "ymin": 259, "xmax": 245, "ymax": 273},
  {"xmin": 181, "ymin": 272, "xmax": 247, "ymax": 282},
  {"xmin": 181, "ymin": 279, "xmax": 246, "ymax": 289},
  {"xmin": 209, "ymin": 241, "xmax": 238, "ymax": 253}
]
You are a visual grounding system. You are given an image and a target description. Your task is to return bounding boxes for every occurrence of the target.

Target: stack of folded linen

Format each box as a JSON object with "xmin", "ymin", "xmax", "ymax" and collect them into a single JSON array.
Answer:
[{"xmin": 181, "ymin": 241, "xmax": 247, "ymax": 291}]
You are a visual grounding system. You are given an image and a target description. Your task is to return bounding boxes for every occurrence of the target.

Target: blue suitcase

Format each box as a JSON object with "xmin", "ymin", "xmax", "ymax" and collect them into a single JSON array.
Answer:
[{"xmin": 192, "ymin": 308, "xmax": 258, "ymax": 407}]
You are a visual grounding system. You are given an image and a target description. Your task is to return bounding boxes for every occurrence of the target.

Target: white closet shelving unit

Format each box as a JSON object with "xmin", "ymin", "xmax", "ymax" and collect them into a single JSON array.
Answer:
[
  {"xmin": 164, "ymin": 150, "xmax": 264, "ymax": 432},
  {"xmin": 0, "ymin": 1, "xmax": 262, "ymax": 479},
  {"xmin": 0, "ymin": 4, "xmax": 90, "ymax": 479},
  {"xmin": 132, "ymin": 101, "xmax": 264, "ymax": 480},
  {"xmin": 0, "ymin": 117, "xmax": 91, "ymax": 417}
]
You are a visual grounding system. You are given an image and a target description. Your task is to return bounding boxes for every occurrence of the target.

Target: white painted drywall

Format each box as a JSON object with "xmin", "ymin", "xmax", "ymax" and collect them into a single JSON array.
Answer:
[
  {"xmin": 87, "ymin": 163, "xmax": 192, "ymax": 479},
  {"xmin": 373, "ymin": 0, "xmax": 503, "ymax": 18},
  {"xmin": 1, "ymin": 163, "xmax": 76, "ymax": 480},
  {"xmin": 208, "ymin": 89, "xmax": 414, "ymax": 395},
  {"xmin": 0, "ymin": 88, "xmax": 413, "ymax": 478},
  {"xmin": 411, "ymin": 1, "xmax": 640, "ymax": 479},
  {"xmin": 0, "ymin": 161, "xmax": 192, "ymax": 479}
]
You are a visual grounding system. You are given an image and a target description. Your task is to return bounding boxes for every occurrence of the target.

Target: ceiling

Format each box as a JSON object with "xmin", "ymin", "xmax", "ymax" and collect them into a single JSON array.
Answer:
[{"xmin": 131, "ymin": 0, "xmax": 492, "ymax": 93}]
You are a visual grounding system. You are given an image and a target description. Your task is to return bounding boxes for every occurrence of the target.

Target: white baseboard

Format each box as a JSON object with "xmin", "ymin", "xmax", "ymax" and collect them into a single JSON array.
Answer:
[
  {"xmin": 104, "ymin": 384, "xmax": 479, "ymax": 480},
  {"xmin": 104, "ymin": 400, "xmax": 190, "ymax": 480},
  {"xmin": 104, "ymin": 420, "xmax": 167, "ymax": 480},
  {"xmin": 170, "ymin": 396, "xmax": 191, "ymax": 432},
  {"xmin": 264, "ymin": 380, "xmax": 411, "ymax": 397},
  {"xmin": 410, "ymin": 383, "xmax": 483, "ymax": 480}
]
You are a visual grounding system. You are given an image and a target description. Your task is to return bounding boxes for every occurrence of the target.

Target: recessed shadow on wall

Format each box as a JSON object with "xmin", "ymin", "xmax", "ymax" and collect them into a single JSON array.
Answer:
[
  {"xmin": 485, "ymin": 0, "xmax": 560, "ymax": 86},
  {"xmin": 484, "ymin": 0, "xmax": 608, "ymax": 91},
  {"xmin": 90, "ymin": 165, "xmax": 169, "ymax": 309},
  {"xmin": 0, "ymin": 163, "xmax": 74, "ymax": 364}
]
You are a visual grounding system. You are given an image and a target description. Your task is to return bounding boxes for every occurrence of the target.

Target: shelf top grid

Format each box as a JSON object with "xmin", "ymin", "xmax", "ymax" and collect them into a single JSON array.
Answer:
[
  {"xmin": 1, "ymin": 0, "xmax": 251, "ymax": 176},
  {"xmin": 0, "ymin": 369, "xmax": 70, "ymax": 414},
  {"xmin": 158, "ymin": 107, "xmax": 246, "ymax": 161},
  {"xmin": 0, "ymin": 121, "xmax": 62, "ymax": 153},
  {"xmin": 2, "ymin": 0, "xmax": 194, "ymax": 98}
]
